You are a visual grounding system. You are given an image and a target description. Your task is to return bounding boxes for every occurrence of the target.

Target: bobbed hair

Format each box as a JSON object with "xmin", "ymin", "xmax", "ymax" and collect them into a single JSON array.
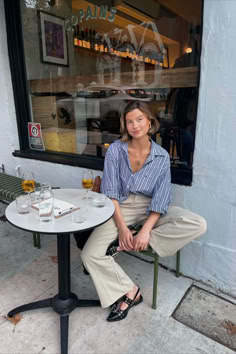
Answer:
[{"xmin": 120, "ymin": 101, "xmax": 159, "ymax": 142}]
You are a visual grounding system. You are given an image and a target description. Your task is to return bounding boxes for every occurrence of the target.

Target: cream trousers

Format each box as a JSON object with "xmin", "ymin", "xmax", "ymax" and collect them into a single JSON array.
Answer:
[{"xmin": 81, "ymin": 194, "xmax": 207, "ymax": 308}]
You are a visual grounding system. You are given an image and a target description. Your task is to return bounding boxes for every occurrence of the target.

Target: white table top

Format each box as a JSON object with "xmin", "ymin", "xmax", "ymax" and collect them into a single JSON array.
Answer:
[{"xmin": 5, "ymin": 189, "xmax": 115, "ymax": 234}]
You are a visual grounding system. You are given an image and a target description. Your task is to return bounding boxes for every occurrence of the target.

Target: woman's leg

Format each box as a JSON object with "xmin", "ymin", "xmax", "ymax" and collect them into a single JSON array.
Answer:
[
  {"xmin": 149, "ymin": 206, "xmax": 207, "ymax": 257},
  {"xmin": 80, "ymin": 195, "xmax": 140, "ymax": 308}
]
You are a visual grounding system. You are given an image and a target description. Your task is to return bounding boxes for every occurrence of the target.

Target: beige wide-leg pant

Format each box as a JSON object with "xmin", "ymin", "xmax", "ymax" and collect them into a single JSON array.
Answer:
[{"xmin": 81, "ymin": 194, "xmax": 207, "ymax": 308}]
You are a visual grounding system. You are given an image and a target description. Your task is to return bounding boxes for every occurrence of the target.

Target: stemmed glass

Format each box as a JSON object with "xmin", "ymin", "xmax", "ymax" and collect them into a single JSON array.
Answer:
[
  {"xmin": 82, "ymin": 170, "xmax": 94, "ymax": 201},
  {"xmin": 22, "ymin": 171, "xmax": 35, "ymax": 194}
]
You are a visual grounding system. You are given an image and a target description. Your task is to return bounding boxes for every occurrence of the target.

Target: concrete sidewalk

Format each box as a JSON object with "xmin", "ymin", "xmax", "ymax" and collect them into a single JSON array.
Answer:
[{"xmin": 0, "ymin": 201, "xmax": 235, "ymax": 354}]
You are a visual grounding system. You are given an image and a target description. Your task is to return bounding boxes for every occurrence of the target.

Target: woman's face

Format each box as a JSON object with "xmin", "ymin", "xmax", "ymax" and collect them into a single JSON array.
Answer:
[{"xmin": 125, "ymin": 108, "xmax": 150, "ymax": 140}]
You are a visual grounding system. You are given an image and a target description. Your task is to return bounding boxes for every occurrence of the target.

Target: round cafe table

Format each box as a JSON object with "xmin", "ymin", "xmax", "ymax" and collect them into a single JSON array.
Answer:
[{"xmin": 5, "ymin": 189, "xmax": 115, "ymax": 354}]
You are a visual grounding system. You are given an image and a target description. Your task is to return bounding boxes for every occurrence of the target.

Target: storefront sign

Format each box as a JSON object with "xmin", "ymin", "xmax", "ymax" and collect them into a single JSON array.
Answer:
[
  {"xmin": 28, "ymin": 123, "xmax": 45, "ymax": 151},
  {"xmin": 78, "ymin": 5, "xmax": 117, "ymax": 22},
  {"xmin": 65, "ymin": 5, "xmax": 117, "ymax": 31}
]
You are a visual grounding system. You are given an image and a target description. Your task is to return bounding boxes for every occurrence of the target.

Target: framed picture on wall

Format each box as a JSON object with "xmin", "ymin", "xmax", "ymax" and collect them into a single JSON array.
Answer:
[{"xmin": 39, "ymin": 12, "xmax": 68, "ymax": 66}]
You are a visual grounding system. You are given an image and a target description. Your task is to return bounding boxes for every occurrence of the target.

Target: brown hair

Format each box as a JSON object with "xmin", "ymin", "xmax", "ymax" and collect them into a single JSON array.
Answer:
[{"xmin": 120, "ymin": 101, "xmax": 159, "ymax": 142}]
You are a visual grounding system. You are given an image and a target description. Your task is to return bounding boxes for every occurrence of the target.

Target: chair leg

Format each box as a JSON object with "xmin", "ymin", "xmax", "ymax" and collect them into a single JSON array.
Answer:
[
  {"xmin": 176, "ymin": 250, "xmax": 180, "ymax": 278},
  {"xmin": 152, "ymin": 253, "xmax": 159, "ymax": 309}
]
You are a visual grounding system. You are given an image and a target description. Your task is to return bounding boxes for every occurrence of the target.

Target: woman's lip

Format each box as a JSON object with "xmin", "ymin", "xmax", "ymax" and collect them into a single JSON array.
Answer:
[{"xmin": 133, "ymin": 130, "xmax": 141, "ymax": 134}]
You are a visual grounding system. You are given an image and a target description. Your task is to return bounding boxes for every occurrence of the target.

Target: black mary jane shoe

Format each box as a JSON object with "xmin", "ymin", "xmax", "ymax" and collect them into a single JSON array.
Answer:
[
  {"xmin": 83, "ymin": 264, "xmax": 89, "ymax": 275},
  {"xmin": 106, "ymin": 239, "xmax": 119, "ymax": 257},
  {"xmin": 110, "ymin": 295, "xmax": 125, "ymax": 310},
  {"xmin": 106, "ymin": 224, "xmax": 143, "ymax": 258},
  {"xmin": 107, "ymin": 287, "xmax": 143, "ymax": 322}
]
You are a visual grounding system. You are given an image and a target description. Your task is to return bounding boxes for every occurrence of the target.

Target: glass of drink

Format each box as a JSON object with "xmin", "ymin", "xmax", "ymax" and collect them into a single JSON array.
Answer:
[
  {"xmin": 15, "ymin": 194, "xmax": 31, "ymax": 214},
  {"xmin": 92, "ymin": 194, "xmax": 107, "ymax": 208},
  {"xmin": 72, "ymin": 207, "xmax": 88, "ymax": 223},
  {"xmin": 82, "ymin": 170, "xmax": 94, "ymax": 201},
  {"xmin": 38, "ymin": 188, "xmax": 54, "ymax": 222},
  {"xmin": 30, "ymin": 186, "xmax": 42, "ymax": 205},
  {"xmin": 22, "ymin": 171, "xmax": 35, "ymax": 194},
  {"xmin": 41, "ymin": 182, "xmax": 51, "ymax": 190}
]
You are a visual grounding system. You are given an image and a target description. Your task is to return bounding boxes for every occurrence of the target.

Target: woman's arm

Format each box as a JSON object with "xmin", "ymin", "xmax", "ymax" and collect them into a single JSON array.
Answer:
[
  {"xmin": 133, "ymin": 154, "xmax": 171, "ymax": 251},
  {"xmin": 133, "ymin": 212, "xmax": 160, "ymax": 251},
  {"xmin": 111, "ymin": 199, "xmax": 134, "ymax": 251}
]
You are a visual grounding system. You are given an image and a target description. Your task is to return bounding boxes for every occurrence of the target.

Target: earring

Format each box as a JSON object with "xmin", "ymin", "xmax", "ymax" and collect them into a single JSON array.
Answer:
[{"xmin": 148, "ymin": 124, "xmax": 152, "ymax": 135}]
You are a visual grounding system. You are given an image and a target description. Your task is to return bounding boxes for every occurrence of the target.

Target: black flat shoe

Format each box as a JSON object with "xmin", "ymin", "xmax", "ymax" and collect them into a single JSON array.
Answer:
[
  {"xmin": 106, "ymin": 239, "xmax": 119, "ymax": 257},
  {"xmin": 106, "ymin": 224, "xmax": 142, "ymax": 258},
  {"xmin": 110, "ymin": 295, "xmax": 125, "ymax": 310},
  {"xmin": 107, "ymin": 287, "xmax": 143, "ymax": 322},
  {"xmin": 82, "ymin": 263, "xmax": 89, "ymax": 275},
  {"xmin": 106, "ymin": 245, "xmax": 119, "ymax": 257}
]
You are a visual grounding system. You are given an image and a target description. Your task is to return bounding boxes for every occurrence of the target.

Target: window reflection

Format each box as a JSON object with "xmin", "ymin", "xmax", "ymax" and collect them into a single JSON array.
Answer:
[{"xmin": 22, "ymin": 0, "xmax": 202, "ymax": 170}]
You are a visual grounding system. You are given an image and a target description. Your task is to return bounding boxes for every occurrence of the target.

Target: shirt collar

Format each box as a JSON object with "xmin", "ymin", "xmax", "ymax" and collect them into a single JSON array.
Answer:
[{"xmin": 121, "ymin": 140, "xmax": 165, "ymax": 161}]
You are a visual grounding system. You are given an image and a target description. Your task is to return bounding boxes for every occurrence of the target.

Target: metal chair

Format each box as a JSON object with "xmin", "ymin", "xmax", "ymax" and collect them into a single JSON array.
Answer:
[
  {"xmin": 0, "ymin": 172, "xmax": 41, "ymax": 248},
  {"xmin": 139, "ymin": 247, "xmax": 181, "ymax": 309}
]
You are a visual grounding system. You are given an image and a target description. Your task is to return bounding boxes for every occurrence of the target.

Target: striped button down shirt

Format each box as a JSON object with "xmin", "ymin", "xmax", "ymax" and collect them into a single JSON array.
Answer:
[{"xmin": 101, "ymin": 139, "xmax": 172, "ymax": 215}]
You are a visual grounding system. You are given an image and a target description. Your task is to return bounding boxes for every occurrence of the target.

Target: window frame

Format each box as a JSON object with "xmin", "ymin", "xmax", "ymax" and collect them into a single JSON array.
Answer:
[{"xmin": 4, "ymin": 0, "xmax": 203, "ymax": 185}]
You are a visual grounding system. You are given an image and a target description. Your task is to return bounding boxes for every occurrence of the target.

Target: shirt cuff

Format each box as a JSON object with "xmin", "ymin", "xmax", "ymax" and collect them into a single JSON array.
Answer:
[
  {"xmin": 147, "ymin": 205, "xmax": 168, "ymax": 215},
  {"xmin": 102, "ymin": 190, "xmax": 120, "ymax": 201}
]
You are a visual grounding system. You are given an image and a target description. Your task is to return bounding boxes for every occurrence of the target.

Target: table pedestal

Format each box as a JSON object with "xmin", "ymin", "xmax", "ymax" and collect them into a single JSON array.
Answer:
[{"xmin": 7, "ymin": 233, "xmax": 100, "ymax": 354}]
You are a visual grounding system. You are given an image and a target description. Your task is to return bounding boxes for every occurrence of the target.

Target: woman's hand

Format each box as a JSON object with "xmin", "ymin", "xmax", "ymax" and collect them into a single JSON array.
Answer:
[
  {"xmin": 118, "ymin": 226, "xmax": 134, "ymax": 251},
  {"xmin": 133, "ymin": 229, "xmax": 150, "ymax": 251},
  {"xmin": 132, "ymin": 212, "xmax": 160, "ymax": 251}
]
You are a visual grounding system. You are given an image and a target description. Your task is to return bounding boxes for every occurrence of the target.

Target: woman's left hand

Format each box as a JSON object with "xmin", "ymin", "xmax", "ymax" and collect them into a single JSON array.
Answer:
[{"xmin": 133, "ymin": 230, "xmax": 150, "ymax": 251}]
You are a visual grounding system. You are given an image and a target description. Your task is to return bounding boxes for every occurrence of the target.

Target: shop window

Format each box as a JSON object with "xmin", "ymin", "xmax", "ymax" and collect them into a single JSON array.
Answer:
[{"xmin": 5, "ymin": 0, "xmax": 203, "ymax": 185}]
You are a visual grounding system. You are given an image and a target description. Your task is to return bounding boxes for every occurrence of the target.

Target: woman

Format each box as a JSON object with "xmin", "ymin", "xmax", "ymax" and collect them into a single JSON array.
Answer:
[{"xmin": 81, "ymin": 101, "xmax": 207, "ymax": 322}]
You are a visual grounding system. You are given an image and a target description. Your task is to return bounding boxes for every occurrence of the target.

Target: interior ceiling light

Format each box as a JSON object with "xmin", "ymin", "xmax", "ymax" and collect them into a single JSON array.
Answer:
[{"xmin": 185, "ymin": 47, "xmax": 192, "ymax": 54}]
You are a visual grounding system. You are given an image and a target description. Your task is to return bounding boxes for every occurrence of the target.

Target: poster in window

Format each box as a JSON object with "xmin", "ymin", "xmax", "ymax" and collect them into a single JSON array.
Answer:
[
  {"xmin": 28, "ymin": 123, "xmax": 45, "ymax": 150},
  {"xmin": 39, "ymin": 12, "xmax": 68, "ymax": 66}
]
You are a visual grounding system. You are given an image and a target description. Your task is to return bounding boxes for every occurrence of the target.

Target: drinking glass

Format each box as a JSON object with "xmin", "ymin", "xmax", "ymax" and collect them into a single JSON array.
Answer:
[
  {"xmin": 41, "ymin": 182, "xmax": 51, "ymax": 190},
  {"xmin": 30, "ymin": 186, "xmax": 42, "ymax": 205},
  {"xmin": 38, "ymin": 188, "xmax": 54, "ymax": 222},
  {"xmin": 22, "ymin": 171, "xmax": 35, "ymax": 194},
  {"xmin": 72, "ymin": 207, "xmax": 88, "ymax": 223},
  {"xmin": 15, "ymin": 194, "xmax": 31, "ymax": 214},
  {"xmin": 82, "ymin": 170, "xmax": 94, "ymax": 201},
  {"xmin": 92, "ymin": 194, "xmax": 107, "ymax": 207}
]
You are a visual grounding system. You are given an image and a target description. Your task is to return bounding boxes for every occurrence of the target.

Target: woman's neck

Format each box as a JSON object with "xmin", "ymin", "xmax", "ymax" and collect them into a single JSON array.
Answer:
[{"xmin": 128, "ymin": 136, "xmax": 151, "ymax": 151}]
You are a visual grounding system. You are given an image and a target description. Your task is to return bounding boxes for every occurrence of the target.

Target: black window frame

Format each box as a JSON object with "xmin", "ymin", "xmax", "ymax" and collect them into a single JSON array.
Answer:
[{"xmin": 4, "ymin": 0, "xmax": 204, "ymax": 185}]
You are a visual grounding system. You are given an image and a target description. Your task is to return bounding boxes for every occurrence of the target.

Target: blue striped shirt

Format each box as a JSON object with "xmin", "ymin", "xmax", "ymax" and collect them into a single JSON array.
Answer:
[{"xmin": 101, "ymin": 139, "xmax": 172, "ymax": 215}]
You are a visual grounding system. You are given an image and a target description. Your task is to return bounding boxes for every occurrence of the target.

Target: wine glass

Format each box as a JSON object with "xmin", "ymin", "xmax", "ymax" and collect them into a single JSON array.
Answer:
[
  {"xmin": 22, "ymin": 171, "xmax": 35, "ymax": 194},
  {"xmin": 82, "ymin": 170, "xmax": 94, "ymax": 201}
]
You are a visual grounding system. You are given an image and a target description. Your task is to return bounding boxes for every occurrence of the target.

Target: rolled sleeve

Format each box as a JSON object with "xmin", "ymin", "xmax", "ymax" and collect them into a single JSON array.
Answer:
[
  {"xmin": 148, "ymin": 155, "xmax": 172, "ymax": 215},
  {"xmin": 101, "ymin": 146, "xmax": 120, "ymax": 200}
]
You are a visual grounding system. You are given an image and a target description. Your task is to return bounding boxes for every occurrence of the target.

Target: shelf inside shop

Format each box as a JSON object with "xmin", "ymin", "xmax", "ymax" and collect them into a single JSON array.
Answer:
[{"xmin": 73, "ymin": 42, "xmax": 165, "ymax": 67}]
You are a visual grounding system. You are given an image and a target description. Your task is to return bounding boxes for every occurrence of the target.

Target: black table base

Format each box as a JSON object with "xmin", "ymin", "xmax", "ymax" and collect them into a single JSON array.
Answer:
[{"xmin": 7, "ymin": 233, "xmax": 100, "ymax": 354}]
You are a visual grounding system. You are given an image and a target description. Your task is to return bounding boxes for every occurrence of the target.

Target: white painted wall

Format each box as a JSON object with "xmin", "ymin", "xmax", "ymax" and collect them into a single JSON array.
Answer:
[{"xmin": 0, "ymin": 0, "xmax": 235, "ymax": 296}]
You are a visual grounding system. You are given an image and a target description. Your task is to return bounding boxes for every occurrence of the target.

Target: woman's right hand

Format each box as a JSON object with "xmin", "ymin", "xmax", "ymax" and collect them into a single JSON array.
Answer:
[{"xmin": 118, "ymin": 226, "xmax": 134, "ymax": 251}]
